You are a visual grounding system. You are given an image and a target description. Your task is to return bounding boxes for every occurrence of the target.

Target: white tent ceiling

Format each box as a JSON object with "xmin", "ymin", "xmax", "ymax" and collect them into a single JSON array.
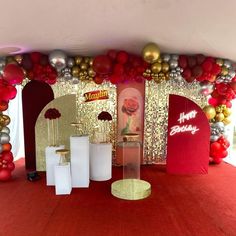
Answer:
[{"xmin": 1, "ymin": 0, "xmax": 236, "ymax": 60}]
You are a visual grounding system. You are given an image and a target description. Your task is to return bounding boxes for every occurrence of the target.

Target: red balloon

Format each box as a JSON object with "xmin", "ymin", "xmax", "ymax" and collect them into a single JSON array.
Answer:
[
  {"xmin": 192, "ymin": 65, "xmax": 203, "ymax": 77},
  {"xmin": 1, "ymin": 151, "xmax": 13, "ymax": 163},
  {"xmin": 230, "ymin": 81, "xmax": 236, "ymax": 91},
  {"xmin": 30, "ymin": 52, "xmax": 42, "ymax": 63},
  {"xmin": 3, "ymin": 64, "xmax": 24, "ymax": 85},
  {"xmin": 113, "ymin": 63, "xmax": 124, "ymax": 75},
  {"xmin": 93, "ymin": 76, "xmax": 104, "ymax": 84},
  {"xmin": 0, "ymin": 100, "xmax": 8, "ymax": 111},
  {"xmin": 196, "ymin": 54, "xmax": 205, "ymax": 65},
  {"xmin": 107, "ymin": 50, "xmax": 117, "ymax": 60},
  {"xmin": 211, "ymin": 142, "xmax": 223, "ymax": 153},
  {"xmin": 208, "ymin": 97, "xmax": 218, "ymax": 106},
  {"xmin": 225, "ymin": 101, "xmax": 232, "ymax": 108},
  {"xmin": 8, "ymin": 85, "xmax": 17, "ymax": 100},
  {"xmin": 110, "ymin": 74, "xmax": 120, "ymax": 84},
  {"xmin": 182, "ymin": 68, "xmax": 192, "ymax": 80},
  {"xmin": 92, "ymin": 55, "xmax": 112, "ymax": 75},
  {"xmin": 213, "ymin": 157, "xmax": 222, "ymax": 164},
  {"xmin": 187, "ymin": 56, "xmax": 197, "ymax": 68},
  {"xmin": 2, "ymin": 143, "xmax": 12, "ymax": 152},
  {"xmin": 22, "ymin": 54, "xmax": 33, "ymax": 70},
  {"xmin": 178, "ymin": 55, "xmax": 188, "ymax": 69},
  {"xmin": 211, "ymin": 64, "xmax": 221, "ymax": 75},
  {"xmin": 0, "ymin": 169, "xmax": 11, "ymax": 181},
  {"xmin": 202, "ymin": 60, "xmax": 213, "ymax": 72},
  {"xmin": 7, "ymin": 162, "xmax": 15, "ymax": 171},
  {"xmin": 116, "ymin": 51, "xmax": 128, "ymax": 64}
]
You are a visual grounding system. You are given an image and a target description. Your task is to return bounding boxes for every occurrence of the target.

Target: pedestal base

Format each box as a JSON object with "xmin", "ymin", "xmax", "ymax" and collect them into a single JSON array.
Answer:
[{"xmin": 111, "ymin": 179, "xmax": 151, "ymax": 200}]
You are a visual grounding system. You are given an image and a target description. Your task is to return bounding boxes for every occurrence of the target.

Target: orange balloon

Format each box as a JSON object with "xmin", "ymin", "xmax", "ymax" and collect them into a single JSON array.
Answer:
[
  {"xmin": 0, "ymin": 101, "xmax": 8, "ymax": 112},
  {"xmin": 2, "ymin": 143, "xmax": 12, "ymax": 152}
]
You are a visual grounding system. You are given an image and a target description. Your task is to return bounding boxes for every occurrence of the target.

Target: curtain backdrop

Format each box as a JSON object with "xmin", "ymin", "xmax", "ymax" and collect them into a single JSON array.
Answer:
[{"xmin": 5, "ymin": 85, "xmax": 25, "ymax": 160}]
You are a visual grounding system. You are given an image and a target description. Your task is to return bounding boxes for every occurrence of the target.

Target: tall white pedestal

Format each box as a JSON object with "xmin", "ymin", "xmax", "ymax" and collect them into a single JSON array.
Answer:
[
  {"xmin": 70, "ymin": 135, "xmax": 90, "ymax": 187},
  {"xmin": 45, "ymin": 145, "xmax": 65, "ymax": 186},
  {"xmin": 90, "ymin": 143, "xmax": 112, "ymax": 181},
  {"xmin": 54, "ymin": 163, "xmax": 72, "ymax": 195}
]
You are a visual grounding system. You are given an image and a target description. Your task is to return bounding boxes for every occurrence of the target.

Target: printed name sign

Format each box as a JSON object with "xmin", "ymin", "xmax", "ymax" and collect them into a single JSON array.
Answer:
[
  {"xmin": 166, "ymin": 95, "xmax": 210, "ymax": 174},
  {"xmin": 84, "ymin": 90, "xmax": 109, "ymax": 102}
]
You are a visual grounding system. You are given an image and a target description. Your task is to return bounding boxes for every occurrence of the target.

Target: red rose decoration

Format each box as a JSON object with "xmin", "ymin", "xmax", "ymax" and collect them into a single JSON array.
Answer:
[{"xmin": 122, "ymin": 98, "xmax": 139, "ymax": 116}]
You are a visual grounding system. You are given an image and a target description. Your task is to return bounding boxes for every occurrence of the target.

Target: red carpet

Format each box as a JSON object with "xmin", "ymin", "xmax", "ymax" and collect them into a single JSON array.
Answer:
[{"xmin": 0, "ymin": 159, "xmax": 236, "ymax": 236}]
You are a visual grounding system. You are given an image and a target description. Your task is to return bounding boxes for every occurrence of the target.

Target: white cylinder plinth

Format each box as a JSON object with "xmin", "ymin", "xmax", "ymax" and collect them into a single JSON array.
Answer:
[
  {"xmin": 90, "ymin": 143, "xmax": 112, "ymax": 181},
  {"xmin": 70, "ymin": 135, "xmax": 90, "ymax": 187},
  {"xmin": 54, "ymin": 163, "xmax": 72, "ymax": 195},
  {"xmin": 45, "ymin": 145, "xmax": 65, "ymax": 186}
]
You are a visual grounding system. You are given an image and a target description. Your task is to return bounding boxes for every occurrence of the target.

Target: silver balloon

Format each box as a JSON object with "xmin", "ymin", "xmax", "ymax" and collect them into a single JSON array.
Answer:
[
  {"xmin": 224, "ymin": 60, "xmax": 231, "ymax": 69},
  {"xmin": 61, "ymin": 67, "xmax": 72, "ymax": 81},
  {"xmin": 228, "ymin": 69, "xmax": 235, "ymax": 78},
  {"xmin": 162, "ymin": 54, "xmax": 171, "ymax": 62},
  {"xmin": 0, "ymin": 133, "xmax": 10, "ymax": 144},
  {"xmin": 199, "ymin": 81, "xmax": 214, "ymax": 96},
  {"xmin": 67, "ymin": 58, "xmax": 75, "ymax": 68},
  {"xmin": 0, "ymin": 144, "xmax": 2, "ymax": 153},
  {"xmin": 71, "ymin": 77, "xmax": 79, "ymax": 84},
  {"xmin": 1, "ymin": 127, "xmax": 10, "ymax": 134},
  {"xmin": 169, "ymin": 59, "xmax": 178, "ymax": 69},
  {"xmin": 171, "ymin": 54, "xmax": 179, "ymax": 61},
  {"xmin": 49, "ymin": 50, "xmax": 67, "ymax": 72},
  {"xmin": 210, "ymin": 135, "xmax": 220, "ymax": 142}
]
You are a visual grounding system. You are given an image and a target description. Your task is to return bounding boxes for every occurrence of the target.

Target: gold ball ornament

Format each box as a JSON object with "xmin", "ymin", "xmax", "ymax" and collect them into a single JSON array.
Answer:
[
  {"xmin": 223, "ymin": 107, "xmax": 231, "ymax": 117},
  {"xmin": 14, "ymin": 54, "xmax": 23, "ymax": 64},
  {"xmin": 72, "ymin": 66, "xmax": 80, "ymax": 77},
  {"xmin": 75, "ymin": 56, "xmax": 83, "ymax": 65},
  {"xmin": 142, "ymin": 43, "xmax": 160, "ymax": 64},
  {"xmin": 203, "ymin": 105, "xmax": 216, "ymax": 120},
  {"xmin": 161, "ymin": 62, "xmax": 170, "ymax": 73},
  {"xmin": 221, "ymin": 66, "xmax": 228, "ymax": 76},
  {"xmin": 215, "ymin": 113, "xmax": 225, "ymax": 122},
  {"xmin": 80, "ymin": 62, "xmax": 88, "ymax": 71},
  {"xmin": 216, "ymin": 58, "xmax": 224, "ymax": 66},
  {"xmin": 223, "ymin": 117, "xmax": 231, "ymax": 125},
  {"xmin": 151, "ymin": 63, "xmax": 162, "ymax": 73}
]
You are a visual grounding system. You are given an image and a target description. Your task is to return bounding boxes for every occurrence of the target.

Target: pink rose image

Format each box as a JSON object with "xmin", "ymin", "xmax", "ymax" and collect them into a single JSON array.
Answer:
[{"xmin": 122, "ymin": 97, "xmax": 139, "ymax": 116}]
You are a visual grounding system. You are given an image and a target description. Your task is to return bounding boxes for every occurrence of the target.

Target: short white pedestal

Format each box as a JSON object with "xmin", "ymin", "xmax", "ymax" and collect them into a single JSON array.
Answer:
[
  {"xmin": 70, "ymin": 135, "xmax": 90, "ymax": 187},
  {"xmin": 54, "ymin": 163, "xmax": 72, "ymax": 195},
  {"xmin": 90, "ymin": 143, "xmax": 112, "ymax": 181},
  {"xmin": 45, "ymin": 145, "xmax": 65, "ymax": 186}
]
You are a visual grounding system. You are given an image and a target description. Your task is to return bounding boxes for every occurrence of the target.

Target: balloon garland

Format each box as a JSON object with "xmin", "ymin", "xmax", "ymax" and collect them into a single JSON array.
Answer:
[{"xmin": 0, "ymin": 42, "xmax": 236, "ymax": 181}]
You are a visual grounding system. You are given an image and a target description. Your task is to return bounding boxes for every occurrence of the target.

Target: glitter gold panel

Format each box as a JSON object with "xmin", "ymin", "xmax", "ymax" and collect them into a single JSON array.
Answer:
[{"xmin": 143, "ymin": 79, "xmax": 208, "ymax": 164}]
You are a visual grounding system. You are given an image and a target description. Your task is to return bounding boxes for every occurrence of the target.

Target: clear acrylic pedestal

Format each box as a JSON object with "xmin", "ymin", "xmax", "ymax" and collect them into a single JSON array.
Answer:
[{"xmin": 111, "ymin": 141, "xmax": 151, "ymax": 200}]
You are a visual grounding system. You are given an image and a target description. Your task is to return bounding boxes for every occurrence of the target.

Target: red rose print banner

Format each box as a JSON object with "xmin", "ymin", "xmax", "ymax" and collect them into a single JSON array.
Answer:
[
  {"xmin": 116, "ymin": 81, "xmax": 145, "ymax": 165},
  {"xmin": 166, "ymin": 94, "xmax": 210, "ymax": 174}
]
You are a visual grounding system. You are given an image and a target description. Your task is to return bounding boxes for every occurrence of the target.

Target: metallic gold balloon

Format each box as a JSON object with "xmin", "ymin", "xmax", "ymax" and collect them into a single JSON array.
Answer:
[
  {"xmin": 221, "ymin": 66, "xmax": 228, "ymax": 75},
  {"xmin": 84, "ymin": 57, "xmax": 90, "ymax": 64},
  {"xmin": 215, "ymin": 113, "xmax": 225, "ymax": 122},
  {"xmin": 216, "ymin": 58, "xmax": 224, "ymax": 66},
  {"xmin": 89, "ymin": 58, "xmax": 94, "ymax": 66},
  {"xmin": 88, "ymin": 68, "xmax": 96, "ymax": 77},
  {"xmin": 14, "ymin": 54, "xmax": 23, "ymax": 64},
  {"xmin": 162, "ymin": 62, "xmax": 169, "ymax": 73},
  {"xmin": 223, "ymin": 117, "xmax": 231, "ymax": 125},
  {"xmin": 203, "ymin": 105, "xmax": 216, "ymax": 120},
  {"xmin": 142, "ymin": 43, "xmax": 160, "ymax": 64},
  {"xmin": 6, "ymin": 56, "xmax": 17, "ymax": 64},
  {"xmin": 223, "ymin": 107, "xmax": 231, "ymax": 117},
  {"xmin": 72, "ymin": 66, "xmax": 80, "ymax": 77},
  {"xmin": 75, "ymin": 56, "xmax": 83, "ymax": 65},
  {"xmin": 151, "ymin": 63, "xmax": 162, "ymax": 73},
  {"xmin": 80, "ymin": 63, "xmax": 88, "ymax": 71},
  {"xmin": 146, "ymin": 69, "xmax": 152, "ymax": 74}
]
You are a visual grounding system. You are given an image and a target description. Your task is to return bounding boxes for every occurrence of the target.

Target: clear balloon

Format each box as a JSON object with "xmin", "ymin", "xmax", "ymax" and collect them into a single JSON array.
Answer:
[
  {"xmin": 49, "ymin": 50, "xmax": 67, "ymax": 72},
  {"xmin": 67, "ymin": 58, "xmax": 75, "ymax": 68}
]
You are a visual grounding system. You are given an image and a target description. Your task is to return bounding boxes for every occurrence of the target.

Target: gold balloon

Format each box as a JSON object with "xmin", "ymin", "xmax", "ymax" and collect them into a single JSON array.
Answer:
[
  {"xmin": 0, "ymin": 114, "xmax": 11, "ymax": 126},
  {"xmin": 89, "ymin": 58, "xmax": 94, "ymax": 66},
  {"xmin": 221, "ymin": 66, "xmax": 228, "ymax": 76},
  {"xmin": 84, "ymin": 57, "xmax": 90, "ymax": 64},
  {"xmin": 223, "ymin": 117, "xmax": 231, "ymax": 125},
  {"xmin": 203, "ymin": 105, "xmax": 216, "ymax": 120},
  {"xmin": 6, "ymin": 56, "xmax": 16, "ymax": 64},
  {"xmin": 72, "ymin": 66, "xmax": 80, "ymax": 77},
  {"xmin": 75, "ymin": 56, "xmax": 83, "ymax": 65},
  {"xmin": 162, "ymin": 62, "xmax": 169, "ymax": 73},
  {"xmin": 223, "ymin": 107, "xmax": 231, "ymax": 117},
  {"xmin": 14, "ymin": 54, "xmax": 23, "ymax": 64},
  {"xmin": 80, "ymin": 63, "xmax": 88, "ymax": 71},
  {"xmin": 142, "ymin": 43, "xmax": 160, "ymax": 64},
  {"xmin": 215, "ymin": 113, "xmax": 225, "ymax": 122},
  {"xmin": 151, "ymin": 63, "xmax": 162, "ymax": 73},
  {"xmin": 157, "ymin": 58, "xmax": 162, "ymax": 63},
  {"xmin": 88, "ymin": 68, "xmax": 96, "ymax": 77},
  {"xmin": 216, "ymin": 58, "xmax": 224, "ymax": 66}
]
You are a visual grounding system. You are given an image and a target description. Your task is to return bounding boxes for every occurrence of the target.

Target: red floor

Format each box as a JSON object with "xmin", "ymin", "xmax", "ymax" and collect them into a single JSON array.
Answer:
[{"xmin": 0, "ymin": 159, "xmax": 236, "ymax": 236}]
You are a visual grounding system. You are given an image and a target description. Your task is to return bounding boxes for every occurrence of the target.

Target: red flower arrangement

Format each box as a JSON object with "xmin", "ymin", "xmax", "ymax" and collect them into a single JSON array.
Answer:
[{"xmin": 44, "ymin": 108, "xmax": 61, "ymax": 120}]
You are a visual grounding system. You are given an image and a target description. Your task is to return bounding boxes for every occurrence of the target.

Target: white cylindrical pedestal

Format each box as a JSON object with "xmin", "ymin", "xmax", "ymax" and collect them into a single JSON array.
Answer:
[
  {"xmin": 45, "ymin": 145, "xmax": 65, "ymax": 186},
  {"xmin": 70, "ymin": 135, "xmax": 90, "ymax": 187},
  {"xmin": 90, "ymin": 143, "xmax": 112, "ymax": 181},
  {"xmin": 54, "ymin": 163, "xmax": 72, "ymax": 195}
]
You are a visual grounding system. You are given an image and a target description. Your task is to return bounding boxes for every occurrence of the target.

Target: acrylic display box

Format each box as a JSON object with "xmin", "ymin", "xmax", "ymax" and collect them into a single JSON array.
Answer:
[{"xmin": 111, "ymin": 140, "xmax": 151, "ymax": 200}]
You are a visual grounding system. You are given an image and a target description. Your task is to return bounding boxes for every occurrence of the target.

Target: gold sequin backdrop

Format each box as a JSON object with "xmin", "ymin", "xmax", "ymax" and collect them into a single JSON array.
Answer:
[{"xmin": 35, "ymin": 78, "xmax": 207, "ymax": 169}]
